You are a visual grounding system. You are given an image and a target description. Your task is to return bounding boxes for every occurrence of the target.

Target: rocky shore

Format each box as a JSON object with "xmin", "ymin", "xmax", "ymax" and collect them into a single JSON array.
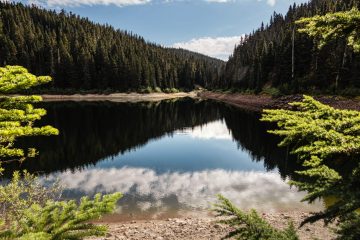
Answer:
[
  {"xmin": 198, "ymin": 91, "xmax": 360, "ymax": 112},
  {"xmin": 41, "ymin": 92, "xmax": 197, "ymax": 102},
  {"xmin": 88, "ymin": 211, "xmax": 335, "ymax": 240}
]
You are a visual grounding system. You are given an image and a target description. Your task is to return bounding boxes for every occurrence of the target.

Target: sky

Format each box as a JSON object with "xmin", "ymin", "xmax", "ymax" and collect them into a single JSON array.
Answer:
[{"xmin": 12, "ymin": 0, "xmax": 309, "ymax": 60}]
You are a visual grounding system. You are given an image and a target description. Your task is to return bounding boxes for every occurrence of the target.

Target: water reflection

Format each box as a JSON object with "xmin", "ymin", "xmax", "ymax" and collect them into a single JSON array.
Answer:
[
  {"xmin": 8, "ymin": 99, "xmax": 321, "ymax": 219},
  {"xmin": 177, "ymin": 121, "xmax": 232, "ymax": 140},
  {"xmin": 47, "ymin": 168, "xmax": 318, "ymax": 217}
]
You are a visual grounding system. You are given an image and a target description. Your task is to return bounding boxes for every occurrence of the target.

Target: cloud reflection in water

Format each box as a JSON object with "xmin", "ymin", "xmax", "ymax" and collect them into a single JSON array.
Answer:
[{"xmin": 46, "ymin": 167, "xmax": 322, "ymax": 214}]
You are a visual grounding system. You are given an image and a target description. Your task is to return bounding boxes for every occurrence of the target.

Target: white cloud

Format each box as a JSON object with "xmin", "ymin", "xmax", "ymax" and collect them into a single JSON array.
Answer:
[
  {"xmin": 267, "ymin": 0, "xmax": 276, "ymax": 6},
  {"xmin": 25, "ymin": 0, "xmax": 285, "ymax": 8},
  {"xmin": 172, "ymin": 35, "xmax": 242, "ymax": 61},
  {"xmin": 27, "ymin": 0, "xmax": 236, "ymax": 7},
  {"xmin": 176, "ymin": 120, "xmax": 232, "ymax": 140},
  {"xmin": 28, "ymin": 0, "xmax": 151, "ymax": 7},
  {"xmin": 204, "ymin": 0, "xmax": 233, "ymax": 2},
  {"xmin": 45, "ymin": 167, "xmax": 323, "ymax": 213}
]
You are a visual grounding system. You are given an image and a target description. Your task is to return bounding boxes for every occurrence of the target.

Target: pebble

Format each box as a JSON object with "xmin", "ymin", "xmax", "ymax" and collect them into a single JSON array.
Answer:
[{"xmin": 85, "ymin": 212, "xmax": 336, "ymax": 240}]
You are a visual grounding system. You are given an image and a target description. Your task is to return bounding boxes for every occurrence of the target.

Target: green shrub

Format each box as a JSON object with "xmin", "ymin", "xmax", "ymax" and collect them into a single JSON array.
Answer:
[
  {"xmin": 170, "ymin": 88, "xmax": 179, "ymax": 93},
  {"xmin": 217, "ymin": 96, "xmax": 360, "ymax": 240},
  {"xmin": 339, "ymin": 88, "xmax": 360, "ymax": 97},
  {"xmin": 261, "ymin": 95, "xmax": 360, "ymax": 238},
  {"xmin": 163, "ymin": 88, "xmax": 179, "ymax": 93},
  {"xmin": 0, "ymin": 66, "xmax": 122, "ymax": 239},
  {"xmin": 261, "ymin": 87, "xmax": 282, "ymax": 97},
  {"xmin": 154, "ymin": 87, "xmax": 162, "ymax": 93},
  {"xmin": 0, "ymin": 191, "xmax": 122, "ymax": 240},
  {"xmin": 213, "ymin": 195, "xmax": 299, "ymax": 240}
]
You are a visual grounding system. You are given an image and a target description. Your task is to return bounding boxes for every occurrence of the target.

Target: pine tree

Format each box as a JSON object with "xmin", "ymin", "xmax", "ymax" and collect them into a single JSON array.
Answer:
[
  {"xmin": 215, "ymin": 96, "xmax": 360, "ymax": 239},
  {"xmin": 223, "ymin": 0, "xmax": 360, "ymax": 94},
  {"xmin": 213, "ymin": 195, "xmax": 299, "ymax": 240},
  {"xmin": 261, "ymin": 96, "xmax": 360, "ymax": 238},
  {"xmin": 0, "ymin": 66, "xmax": 122, "ymax": 239},
  {"xmin": 0, "ymin": 2, "xmax": 224, "ymax": 92},
  {"xmin": 0, "ymin": 66, "xmax": 58, "ymax": 162},
  {"xmin": 297, "ymin": 8, "xmax": 360, "ymax": 53}
]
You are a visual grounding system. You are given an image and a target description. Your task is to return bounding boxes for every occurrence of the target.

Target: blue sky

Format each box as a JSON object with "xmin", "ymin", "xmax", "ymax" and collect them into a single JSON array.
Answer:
[{"xmin": 13, "ymin": 0, "xmax": 309, "ymax": 60}]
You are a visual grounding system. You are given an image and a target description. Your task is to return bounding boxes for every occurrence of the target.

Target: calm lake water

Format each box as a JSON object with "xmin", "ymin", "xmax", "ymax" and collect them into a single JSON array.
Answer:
[{"xmin": 11, "ymin": 98, "xmax": 322, "ymax": 220}]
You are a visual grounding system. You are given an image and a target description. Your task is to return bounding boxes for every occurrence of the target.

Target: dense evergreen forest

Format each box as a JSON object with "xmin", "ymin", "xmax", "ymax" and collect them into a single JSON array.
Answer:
[
  {"xmin": 2, "ymin": 0, "xmax": 360, "ymax": 94},
  {"xmin": 0, "ymin": 2, "xmax": 224, "ymax": 92},
  {"xmin": 223, "ymin": 0, "xmax": 360, "ymax": 94}
]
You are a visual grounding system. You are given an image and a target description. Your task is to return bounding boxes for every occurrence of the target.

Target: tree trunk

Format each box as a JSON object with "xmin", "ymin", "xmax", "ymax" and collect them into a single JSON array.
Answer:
[{"xmin": 292, "ymin": 27, "xmax": 295, "ymax": 80}]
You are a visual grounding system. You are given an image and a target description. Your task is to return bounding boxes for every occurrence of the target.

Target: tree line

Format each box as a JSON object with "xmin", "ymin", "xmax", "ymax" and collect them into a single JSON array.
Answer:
[
  {"xmin": 0, "ymin": 2, "xmax": 225, "ymax": 92},
  {"xmin": 222, "ymin": 0, "xmax": 360, "ymax": 95},
  {"xmin": 1, "ymin": 0, "xmax": 360, "ymax": 94}
]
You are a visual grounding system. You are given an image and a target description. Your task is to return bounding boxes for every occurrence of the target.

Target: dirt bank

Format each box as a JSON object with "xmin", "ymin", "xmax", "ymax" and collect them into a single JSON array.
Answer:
[
  {"xmin": 88, "ymin": 211, "xmax": 335, "ymax": 240},
  {"xmin": 198, "ymin": 91, "xmax": 360, "ymax": 112},
  {"xmin": 41, "ymin": 92, "xmax": 198, "ymax": 102}
]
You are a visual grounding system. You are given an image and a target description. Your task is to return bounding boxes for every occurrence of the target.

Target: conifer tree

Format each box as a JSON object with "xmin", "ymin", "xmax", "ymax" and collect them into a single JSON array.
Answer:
[
  {"xmin": 0, "ymin": 66, "xmax": 122, "ymax": 239},
  {"xmin": 223, "ymin": 0, "xmax": 360, "ymax": 94},
  {"xmin": 0, "ymin": 2, "xmax": 224, "ymax": 92},
  {"xmin": 261, "ymin": 96, "xmax": 360, "ymax": 229},
  {"xmin": 215, "ymin": 96, "xmax": 360, "ymax": 239},
  {"xmin": 0, "ymin": 66, "xmax": 58, "ymax": 163},
  {"xmin": 297, "ymin": 8, "xmax": 360, "ymax": 53},
  {"xmin": 213, "ymin": 195, "xmax": 299, "ymax": 240}
]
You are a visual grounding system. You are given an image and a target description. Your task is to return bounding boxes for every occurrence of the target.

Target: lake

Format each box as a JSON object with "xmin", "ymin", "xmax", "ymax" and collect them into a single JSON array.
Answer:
[{"xmin": 10, "ymin": 98, "xmax": 323, "ymax": 220}]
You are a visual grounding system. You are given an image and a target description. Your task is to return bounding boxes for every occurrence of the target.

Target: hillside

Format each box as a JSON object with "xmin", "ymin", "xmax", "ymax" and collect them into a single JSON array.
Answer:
[
  {"xmin": 222, "ymin": 0, "xmax": 360, "ymax": 95},
  {"xmin": 0, "ymin": 2, "xmax": 225, "ymax": 92}
]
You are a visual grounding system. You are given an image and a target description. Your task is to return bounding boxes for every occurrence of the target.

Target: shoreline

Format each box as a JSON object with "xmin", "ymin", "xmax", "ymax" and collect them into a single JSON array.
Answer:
[
  {"xmin": 40, "ymin": 92, "xmax": 198, "ymax": 102},
  {"xmin": 198, "ymin": 91, "xmax": 360, "ymax": 112},
  {"xmin": 39, "ymin": 91, "xmax": 360, "ymax": 112},
  {"xmin": 88, "ymin": 211, "xmax": 335, "ymax": 240}
]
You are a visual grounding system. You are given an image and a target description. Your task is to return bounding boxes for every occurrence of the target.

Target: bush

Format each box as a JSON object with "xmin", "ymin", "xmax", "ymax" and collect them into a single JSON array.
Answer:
[
  {"xmin": 217, "ymin": 96, "xmax": 360, "ymax": 240},
  {"xmin": 261, "ymin": 87, "xmax": 282, "ymax": 97},
  {"xmin": 163, "ymin": 88, "xmax": 179, "ymax": 93},
  {"xmin": 0, "ymin": 190, "xmax": 122, "ymax": 239},
  {"xmin": 339, "ymin": 88, "xmax": 360, "ymax": 97},
  {"xmin": 154, "ymin": 87, "xmax": 162, "ymax": 93},
  {"xmin": 138, "ymin": 87, "xmax": 153, "ymax": 94},
  {"xmin": 213, "ymin": 195, "xmax": 299, "ymax": 240},
  {"xmin": 0, "ymin": 66, "xmax": 122, "ymax": 239}
]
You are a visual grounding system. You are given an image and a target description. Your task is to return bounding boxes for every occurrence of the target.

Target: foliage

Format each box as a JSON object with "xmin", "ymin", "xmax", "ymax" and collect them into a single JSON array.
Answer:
[
  {"xmin": 0, "ymin": 66, "xmax": 122, "ymax": 239},
  {"xmin": 335, "ymin": 212, "xmax": 360, "ymax": 240},
  {"xmin": 0, "ymin": 66, "xmax": 52, "ymax": 93},
  {"xmin": 0, "ymin": 171, "xmax": 62, "ymax": 224},
  {"xmin": 262, "ymin": 96, "xmax": 360, "ymax": 222},
  {"xmin": 213, "ymin": 195, "xmax": 299, "ymax": 240},
  {"xmin": 0, "ymin": 66, "xmax": 58, "ymax": 166},
  {"xmin": 261, "ymin": 96, "xmax": 360, "ymax": 239},
  {"xmin": 163, "ymin": 88, "xmax": 180, "ymax": 93},
  {"xmin": 0, "ymin": 2, "xmax": 224, "ymax": 92},
  {"xmin": 223, "ymin": 0, "xmax": 360, "ymax": 93},
  {"xmin": 297, "ymin": 8, "xmax": 360, "ymax": 53},
  {"xmin": 261, "ymin": 87, "xmax": 282, "ymax": 97},
  {"xmin": 0, "ymin": 193, "xmax": 122, "ymax": 240},
  {"xmin": 215, "ymin": 96, "xmax": 360, "ymax": 239}
]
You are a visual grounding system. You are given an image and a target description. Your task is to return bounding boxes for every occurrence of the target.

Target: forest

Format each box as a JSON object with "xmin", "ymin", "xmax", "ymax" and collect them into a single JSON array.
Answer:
[
  {"xmin": 0, "ymin": 2, "xmax": 224, "ymax": 92},
  {"xmin": 1, "ymin": 0, "xmax": 360, "ymax": 95},
  {"xmin": 223, "ymin": 0, "xmax": 360, "ymax": 95}
]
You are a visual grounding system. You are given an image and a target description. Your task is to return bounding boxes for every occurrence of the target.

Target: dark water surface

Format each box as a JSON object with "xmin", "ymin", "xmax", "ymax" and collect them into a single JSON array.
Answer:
[{"xmin": 11, "ymin": 98, "xmax": 322, "ymax": 220}]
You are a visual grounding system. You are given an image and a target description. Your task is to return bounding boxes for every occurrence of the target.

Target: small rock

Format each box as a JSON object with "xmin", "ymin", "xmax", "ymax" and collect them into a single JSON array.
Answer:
[{"xmin": 214, "ymin": 224, "xmax": 223, "ymax": 229}]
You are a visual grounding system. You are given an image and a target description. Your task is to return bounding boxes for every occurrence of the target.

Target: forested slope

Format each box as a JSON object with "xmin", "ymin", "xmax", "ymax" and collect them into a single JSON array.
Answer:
[
  {"xmin": 223, "ymin": 0, "xmax": 360, "ymax": 94},
  {"xmin": 0, "ymin": 2, "xmax": 224, "ymax": 91}
]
